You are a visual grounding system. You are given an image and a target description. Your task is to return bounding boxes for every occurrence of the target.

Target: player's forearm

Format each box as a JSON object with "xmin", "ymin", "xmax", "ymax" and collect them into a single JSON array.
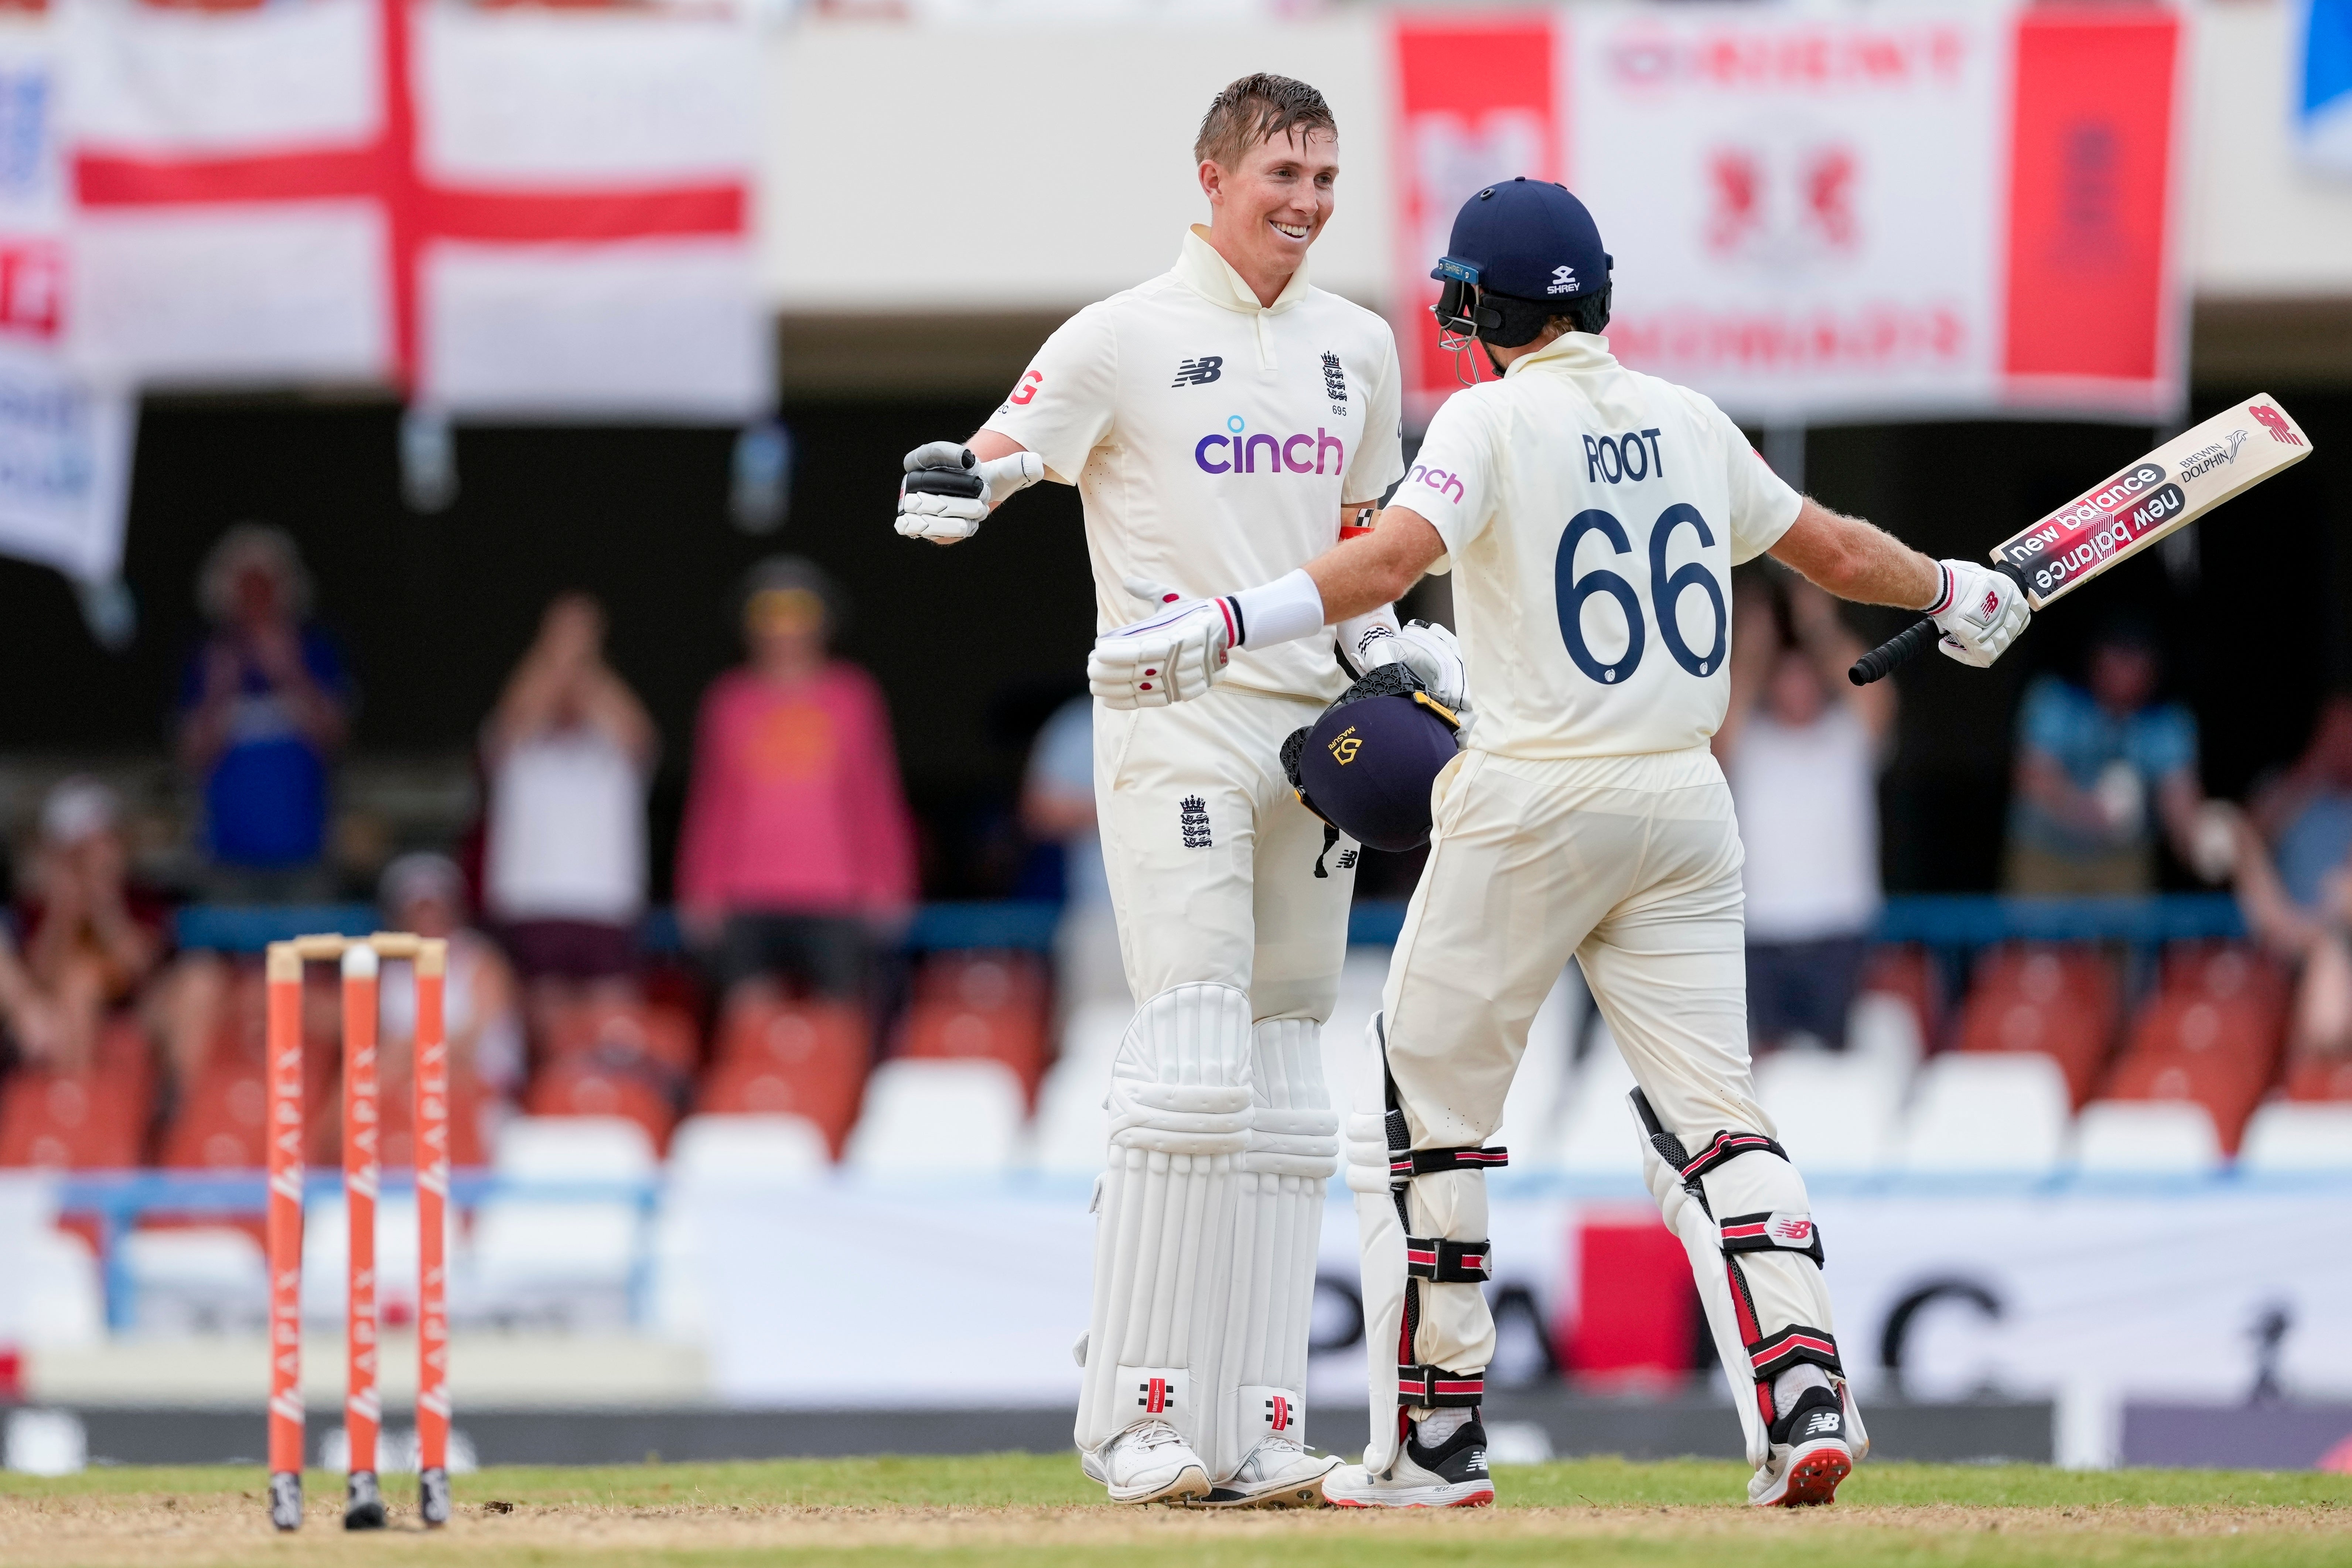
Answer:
[
  {"xmin": 1302, "ymin": 507, "xmax": 1449, "ymax": 624},
  {"xmin": 1767, "ymin": 498, "xmax": 1940, "ymax": 611}
]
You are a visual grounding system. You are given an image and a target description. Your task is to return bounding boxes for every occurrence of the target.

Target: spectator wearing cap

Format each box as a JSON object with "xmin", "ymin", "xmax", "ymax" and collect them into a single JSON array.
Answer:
[
  {"xmin": 8, "ymin": 778, "xmax": 167, "ymax": 1072},
  {"xmin": 481, "ymin": 592, "xmax": 656, "ymax": 1017},
  {"xmin": 378, "ymin": 853, "xmax": 525, "ymax": 1106},
  {"xmin": 675, "ymin": 557, "xmax": 916, "ymax": 1007},
  {"xmin": 2004, "ymin": 622, "xmax": 2207, "ymax": 896},
  {"xmin": 175, "ymin": 525, "xmax": 353, "ymax": 901},
  {"xmin": 1715, "ymin": 576, "xmax": 1894, "ymax": 1052}
]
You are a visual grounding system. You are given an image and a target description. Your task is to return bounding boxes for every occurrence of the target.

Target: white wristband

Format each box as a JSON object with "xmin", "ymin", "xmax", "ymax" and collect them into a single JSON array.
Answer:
[{"xmin": 1227, "ymin": 568, "xmax": 1326, "ymax": 651}]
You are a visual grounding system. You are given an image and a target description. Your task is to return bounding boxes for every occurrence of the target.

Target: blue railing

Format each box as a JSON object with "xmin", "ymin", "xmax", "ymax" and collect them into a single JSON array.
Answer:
[{"xmin": 57, "ymin": 1169, "xmax": 657, "ymax": 1332}]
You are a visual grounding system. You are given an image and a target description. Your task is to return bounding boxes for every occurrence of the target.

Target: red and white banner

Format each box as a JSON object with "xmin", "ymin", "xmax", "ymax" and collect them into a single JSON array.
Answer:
[
  {"xmin": 1390, "ymin": 4, "xmax": 2185, "ymax": 428},
  {"xmin": 0, "ymin": 16, "xmax": 132, "ymax": 587},
  {"xmin": 61, "ymin": 0, "xmax": 767, "ymax": 419}
]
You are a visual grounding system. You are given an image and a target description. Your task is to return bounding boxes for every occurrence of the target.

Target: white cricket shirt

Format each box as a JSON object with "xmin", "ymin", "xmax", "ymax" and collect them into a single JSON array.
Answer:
[
  {"xmin": 984, "ymin": 226, "xmax": 1404, "ymax": 704},
  {"xmin": 1398, "ymin": 332, "xmax": 1801, "ymax": 759}
]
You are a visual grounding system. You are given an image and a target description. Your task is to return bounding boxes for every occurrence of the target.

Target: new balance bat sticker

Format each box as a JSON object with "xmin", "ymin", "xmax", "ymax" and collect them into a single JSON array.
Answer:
[{"xmin": 1850, "ymin": 394, "xmax": 2315, "ymax": 685}]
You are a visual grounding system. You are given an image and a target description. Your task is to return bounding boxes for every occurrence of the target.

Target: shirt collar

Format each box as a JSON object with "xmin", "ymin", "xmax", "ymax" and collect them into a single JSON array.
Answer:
[
  {"xmin": 1503, "ymin": 330, "xmax": 1618, "ymax": 378},
  {"xmin": 1173, "ymin": 225, "xmax": 1312, "ymax": 315}
]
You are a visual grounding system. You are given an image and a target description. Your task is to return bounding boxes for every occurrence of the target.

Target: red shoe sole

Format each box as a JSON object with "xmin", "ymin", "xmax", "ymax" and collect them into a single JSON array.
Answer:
[
  {"xmin": 1773, "ymin": 1448, "xmax": 1851, "ymax": 1507},
  {"xmin": 1329, "ymin": 1488, "xmax": 1494, "ymax": 1510}
]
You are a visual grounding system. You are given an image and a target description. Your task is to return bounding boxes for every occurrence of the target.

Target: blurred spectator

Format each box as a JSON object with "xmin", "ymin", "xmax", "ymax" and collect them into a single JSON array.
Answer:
[
  {"xmin": 2223, "ymin": 810, "xmax": 2352, "ymax": 1061},
  {"xmin": 1022, "ymin": 694, "xmax": 1127, "ymax": 1014},
  {"xmin": 2005, "ymin": 622, "xmax": 2205, "ymax": 896},
  {"xmin": 2248, "ymin": 692, "xmax": 2352, "ymax": 909},
  {"xmin": 1716, "ymin": 576, "xmax": 1894, "ymax": 1051},
  {"xmin": 675, "ymin": 557, "xmax": 916, "ymax": 1007},
  {"xmin": 175, "ymin": 525, "xmax": 352, "ymax": 901},
  {"xmin": 13, "ymin": 779, "xmax": 167, "ymax": 1072},
  {"xmin": 481, "ymin": 593, "xmax": 655, "ymax": 1015},
  {"xmin": 378, "ymin": 853, "xmax": 525, "ymax": 1103}
]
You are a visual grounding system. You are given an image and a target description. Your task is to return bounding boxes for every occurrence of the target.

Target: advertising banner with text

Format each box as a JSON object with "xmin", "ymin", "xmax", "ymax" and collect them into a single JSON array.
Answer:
[{"xmin": 1391, "ymin": 4, "xmax": 2185, "ymax": 428}]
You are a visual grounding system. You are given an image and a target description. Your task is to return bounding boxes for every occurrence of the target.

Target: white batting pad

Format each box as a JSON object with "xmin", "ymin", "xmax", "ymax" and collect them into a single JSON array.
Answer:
[
  {"xmin": 1205, "ymin": 1018, "xmax": 1336, "ymax": 1479},
  {"xmin": 1075, "ymin": 984, "xmax": 1253, "ymax": 1455}
]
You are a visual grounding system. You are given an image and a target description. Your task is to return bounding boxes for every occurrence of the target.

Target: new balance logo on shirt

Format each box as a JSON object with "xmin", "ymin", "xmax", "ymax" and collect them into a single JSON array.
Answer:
[{"xmin": 1172, "ymin": 356, "xmax": 1223, "ymax": 387}]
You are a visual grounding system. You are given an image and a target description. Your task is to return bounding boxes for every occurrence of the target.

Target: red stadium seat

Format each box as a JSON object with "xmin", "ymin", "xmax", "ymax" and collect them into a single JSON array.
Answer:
[
  {"xmin": 1857, "ymin": 944, "xmax": 1943, "ymax": 1051},
  {"xmin": 159, "ymin": 1062, "xmax": 270, "ymax": 1171},
  {"xmin": 0, "ymin": 1017, "xmax": 153, "ymax": 1168},
  {"xmin": 899, "ymin": 952, "xmax": 1050, "ymax": 1097},
  {"xmin": 2160, "ymin": 942, "xmax": 2291, "ymax": 1016},
  {"xmin": 2285, "ymin": 1055, "xmax": 2352, "ymax": 1103},
  {"xmin": 2102, "ymin": 1050, "xmax": 2273, "ymax": 1154},
  {"xmin": 526, "ymin": 1056, "xmax": 681, "ymax": 1154},
  {"xmin": 701, "ymin": 999, "xmax": 870, "ymax": 1155},
  {"xmin": 543, "ymin": 999, "xmax": 700, "ymax": 1073},
  {"xmin": 1955, "ymin": 945, "xmax": 2119, "ymax": 1106}
]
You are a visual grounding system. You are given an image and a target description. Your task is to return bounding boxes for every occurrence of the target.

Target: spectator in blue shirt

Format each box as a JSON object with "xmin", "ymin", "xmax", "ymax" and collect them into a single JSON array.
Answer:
[
  {"xmin": 2250, "ymin": 693, "xmax": 2352, "ymax": 909},
  {"xmin": 2004, "ymin": 622, "xmax": 2206, "ymax": 895},
  {"xmin": 175, "ymin": 525, "xmax": 352, "ymax": 901}
]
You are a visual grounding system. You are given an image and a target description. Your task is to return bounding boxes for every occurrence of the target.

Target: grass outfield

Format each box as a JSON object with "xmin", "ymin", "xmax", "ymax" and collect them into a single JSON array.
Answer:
[{"xmin": 2, "ymin": 1454, "xmax": 2349, "ymax": 1568}]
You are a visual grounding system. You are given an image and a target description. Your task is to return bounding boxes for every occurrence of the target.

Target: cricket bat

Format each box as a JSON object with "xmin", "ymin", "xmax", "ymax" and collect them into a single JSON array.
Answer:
[{"xmin": 1848, "ymin": 394, "xmax": 2315, "ymax": 685}]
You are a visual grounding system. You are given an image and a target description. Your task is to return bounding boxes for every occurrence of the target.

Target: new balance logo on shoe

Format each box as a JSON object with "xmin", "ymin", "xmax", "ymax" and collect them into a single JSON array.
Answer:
[
  {"xmin": 1802, "ymin": 1411, "xmax": 1841, "ymax": 1438},
  {"xmin": 1172, "ymin": 356, "xmax": 1223, "ymax": 387}
]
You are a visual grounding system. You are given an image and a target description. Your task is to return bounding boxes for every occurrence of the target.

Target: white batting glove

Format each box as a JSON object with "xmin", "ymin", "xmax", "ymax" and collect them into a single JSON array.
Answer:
[
  {"xmin": 894, "ymin": 441, "xmax": 1045, "ymax": 544},
  {"xmin": 1088, "ymin": 577, "xmax": 1233, "ymax": 708},
  {"xmin": 1394, "ymin": 621, "xmax": 1469, "ymax": 713},
  {"xmin": 1928, "ymin": 559, "xmax": 2031, "ymax": 668}
]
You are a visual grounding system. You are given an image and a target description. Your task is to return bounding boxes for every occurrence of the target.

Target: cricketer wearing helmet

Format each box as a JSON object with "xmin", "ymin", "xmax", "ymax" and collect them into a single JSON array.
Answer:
[
  {"xmin": 1088, "ymin": 178, "xmax": 2030, "ymax": 1510},
  {"xmin": 893, "ymin": 76, "xmax": 1463, "ymax": 1508}
]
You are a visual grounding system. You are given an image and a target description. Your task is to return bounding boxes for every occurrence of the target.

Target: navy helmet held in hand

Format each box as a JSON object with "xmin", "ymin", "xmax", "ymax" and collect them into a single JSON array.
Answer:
[{"xmin": 1282, "ymin": 664, "xmax": 1464, "ymax": 858}]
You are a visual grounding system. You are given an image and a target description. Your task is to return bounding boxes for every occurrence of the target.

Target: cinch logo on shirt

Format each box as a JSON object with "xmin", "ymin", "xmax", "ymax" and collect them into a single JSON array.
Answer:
[
  {"xmin": 1406, "ymin": 461, "xmax": 1464, "ymax": 504},
  {"xmin": 1194, "ymin": 415, "xmax": 1345, "ymax": 476}
]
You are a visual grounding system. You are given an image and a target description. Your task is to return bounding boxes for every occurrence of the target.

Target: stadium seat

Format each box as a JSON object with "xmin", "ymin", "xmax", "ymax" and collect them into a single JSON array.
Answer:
[
  {"xmin": 299, "ymin": 1192, "xmax": 446, "ymax": 1326},
  {"xmin": 1896, "ymin": 1053, "xmax": 2070, "ymax": 1175},
  {"xmin": 2070, "ymin": 1099, "xmax": 2223, "ymax": 1174},
  {"xmin": 527, "ymin": 1054, "xmax": 683, "ymax": 1154},
  {"xmin": 2237, "ymin": 1103, "xmax": 2352, "ymax": 1171},
  {"xmin": 1028, "ymin": 1058, "xmax": 1107, "ymax": 1175},
  {"xmin": 701, "ymin": 998, "xmax": 870, "ymax": 1155},
  {"xmin": 477, "ymin": 1116, "xmax": 652, "ymax": 1327},
  {"xmin": 544, "ymin": 999, "xmax": 701, "ymax": 1073},
  {"xmin": 1057, "ymin": 1000, "xmax": 1131, "ymax": 1078},
  {"xmin": 120, "ymin": 1224, "xmax": 268, "ymax": 1334},
  {"xmin": 1755, "ymin": 1051, "xmax": 1903, "ymax": 1175},
  {"xmin": 666, "ymin": 1114, "xmax": 830, "ymax": 1188},
  {"xmin": 496, "ymin": 1115, "xmax": 658, "ymax": 1181},
  {"xmin": 2161, "ymin": 942, "xmax": 2291, "ymax": 1016},
  {"xmin": 844, "ymin": 1059, "xmax": 1026, "ymax": 1176},
  {"xmin": 1846, "ymin": 990, "xmax": 1925, "ymax": 1080},
  {"xmin": 899, "ymin": 952, "xmax": 1051, "ymax": 1097},
  {"xmin": 158, "ymin": 1062, "xmax": 270, "ymax": 1171},
  {"xmin": 0, "ymin": 1063, "xmax": 148, "ymax": 1169},
  {"xmin": 16, "ymin": 1226, "xmax": 103, "ymax": 1348},
  {"xmin": 2285, "ymin": 1055, "xmax": 2352, "ymax": 1102},
  {"xmin": 2101, "ymin": 1050, "xmax": 2271, "ymax": 1155},
  {"xmin": 1954, "ymin": 945, "xmax": 2119, "ymax": 1106},
  {"xmin": 1856, "ymin": 944, "xmax": 1942, "ymax": 1052}
]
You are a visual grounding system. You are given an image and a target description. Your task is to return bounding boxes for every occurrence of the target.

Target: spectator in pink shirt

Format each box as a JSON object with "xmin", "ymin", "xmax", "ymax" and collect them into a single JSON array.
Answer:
[{"xmin": 675, "ymin": 557, "xmax": 917, "ymax": 1007}]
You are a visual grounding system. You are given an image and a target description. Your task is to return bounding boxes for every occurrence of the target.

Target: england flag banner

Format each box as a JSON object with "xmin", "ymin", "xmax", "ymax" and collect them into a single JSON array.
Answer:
[
  {"xmin": 0, "ymin": 14, "xmax": 132, "ymax": 587},
  {"xmin": 1391, "ymin": 4, "xmax": 2186, "ymax": 428},
  {"xmin": 61, "ymin": 0, "xmax": 766, "ymax": 419}
]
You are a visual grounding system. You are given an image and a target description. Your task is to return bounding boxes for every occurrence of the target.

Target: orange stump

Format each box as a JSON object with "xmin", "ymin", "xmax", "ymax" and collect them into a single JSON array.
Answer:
[
  {"xmin": 262, "ymin": 933, "xmax": 451, "ymax": 1534},
  {"xmin": 264, "ymin": 946, "xmax": 307, "ymax": 1530},
  {"xmin": 414, "ymin": 945, "xmax": 451, "ymax": 1523}
]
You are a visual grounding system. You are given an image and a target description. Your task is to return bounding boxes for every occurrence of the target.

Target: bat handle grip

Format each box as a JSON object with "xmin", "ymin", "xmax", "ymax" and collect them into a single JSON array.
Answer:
[{"xmin": 1849, "ymin": 617, "xmax": 1939, "ymax": 686}]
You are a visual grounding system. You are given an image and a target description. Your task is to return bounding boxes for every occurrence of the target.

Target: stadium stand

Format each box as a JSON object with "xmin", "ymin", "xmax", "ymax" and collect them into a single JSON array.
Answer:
[
  {"xmin": 1955, "ymin": 945, "xmax": 2119, "ymax": 1106},
  {"xmin": 698, "ymin": 997, "xmax": 870, "ymax": 1154},
  {"xmin": 2070, "ymin": 1100, "xmax": 2225, "ymax": 1174},
  {"xmin": 1899, "ymin": 1053, "xmax": 2072, "ymax": 1174},
  {"xmin": 845, "ymin": 1059, "xmax": 1025, "ymax": 1175},
  {"xmin": 895, "ymin": 950, "xmax": 1051, "ymax": 1099}
]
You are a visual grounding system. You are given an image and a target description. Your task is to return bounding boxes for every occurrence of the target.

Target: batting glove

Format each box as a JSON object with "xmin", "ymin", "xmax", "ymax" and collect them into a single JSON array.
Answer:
[
  {"xmin": 1928, "ymin": 559, "xmax": 2030, "ymax": 668},
  {"xmin": 895, "ymin": 440, "xmax": 1045, "ymax": 544},
  {"xmin": 1088, "ymin": 578, "xmax": 1234, "ymax": 708}
]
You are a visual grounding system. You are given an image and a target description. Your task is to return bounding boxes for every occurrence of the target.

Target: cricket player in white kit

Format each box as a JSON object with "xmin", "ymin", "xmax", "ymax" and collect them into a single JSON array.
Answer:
[
  {"xmin": 894, "ymin": 77, "xmax": 1462, "ymax": 1507},
  {"xmin": 1088, "ymin": 178, "xmax": 2031, "ymax": 1509}
]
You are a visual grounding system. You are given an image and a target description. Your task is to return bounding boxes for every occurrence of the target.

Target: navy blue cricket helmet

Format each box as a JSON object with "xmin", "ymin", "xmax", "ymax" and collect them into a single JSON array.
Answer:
[
  {"xmin": 1431, "ymin": 176, "xmax": 1612, "ymax": 349},
  {"xmin": 1284, "ymin": 666, "xmax": 1463, "ymax": 855}
]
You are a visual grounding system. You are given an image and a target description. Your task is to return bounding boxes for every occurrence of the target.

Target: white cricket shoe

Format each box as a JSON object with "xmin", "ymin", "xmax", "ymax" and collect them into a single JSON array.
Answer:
[
  {"xmin": 1747, "ymin": 1386, "xmax": 1854, "ymax": 1507},
  {"xmin": 1080, "ymin": 1420, "xmax": 1211, "ymax": 1505},
  {"xmin": 1324, "ymin": 1417, "xmax": 1495, "ymax": 1509},
  {"xmin": 1190, "ymin": 1434, "xmax": 1339, "ymax": 1509}
]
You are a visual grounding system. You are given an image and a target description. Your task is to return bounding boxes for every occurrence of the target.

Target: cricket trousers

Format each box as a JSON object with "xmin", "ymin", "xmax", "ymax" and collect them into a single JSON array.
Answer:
[
  {"xmin": 1348, "ymin": 745, "xmax": 1845, "ymax": 1472},
  {"xmin": 1075, "ymin": 686, "xmax": 1352, "ymax": 1476}
]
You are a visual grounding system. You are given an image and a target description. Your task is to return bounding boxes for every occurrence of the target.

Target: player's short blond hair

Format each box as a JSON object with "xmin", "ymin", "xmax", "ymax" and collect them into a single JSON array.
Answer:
[{"xmin": 1193, "ymin": 74, "xmax": 1337, "ymax": 171}]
